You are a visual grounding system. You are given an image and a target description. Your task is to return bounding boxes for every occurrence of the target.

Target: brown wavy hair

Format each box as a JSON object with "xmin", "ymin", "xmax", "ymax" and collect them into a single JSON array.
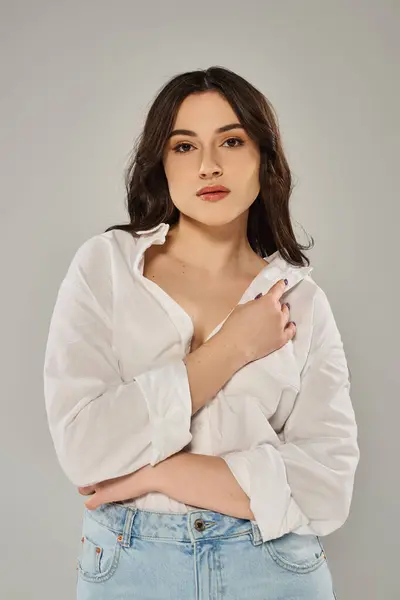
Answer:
[{"xmin": 105, "ymin": 66, "xmax": 314, "ymax": 267}]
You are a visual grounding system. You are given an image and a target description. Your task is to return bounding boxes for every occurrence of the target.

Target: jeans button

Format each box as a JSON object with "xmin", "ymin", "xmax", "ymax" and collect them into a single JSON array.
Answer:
[{"xmin": 194, "ymin": 519, "xmax": 206, "ymax": 531}]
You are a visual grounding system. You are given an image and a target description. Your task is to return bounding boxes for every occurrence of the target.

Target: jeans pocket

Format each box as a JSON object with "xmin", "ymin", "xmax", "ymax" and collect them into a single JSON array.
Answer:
[
  {"xmin": 77, "ymin": 511, "xmax": 122, "ymax": 583},
  {"xmin": 264, "ymin": 532, "xmax": 327, "ymax": 574}
]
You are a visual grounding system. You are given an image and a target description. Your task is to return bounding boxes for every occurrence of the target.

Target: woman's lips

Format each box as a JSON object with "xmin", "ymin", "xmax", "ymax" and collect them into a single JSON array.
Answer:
[{"xmin": 200, "ymin": 191, "xmax": 230, "ymax": 201}]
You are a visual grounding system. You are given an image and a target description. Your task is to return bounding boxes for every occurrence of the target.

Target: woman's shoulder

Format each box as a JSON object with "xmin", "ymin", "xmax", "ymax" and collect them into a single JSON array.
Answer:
[
  {"xmin": 294, "ymin": 272, "xmax": 343, "ymax": 345},
  {"xmin": 293, "ymin": 271, "xmax": 335, "ymax": 319},
  {"xmin": 66, "ymin": 222, "xmax": 170, "ymax": 282},
  {"xmin": 66, "ymin": 229, "xmax": 138, "ymax": 274},
  {"xmin": 56, "ymin": 229, "xmax": 141, "ymax": 303},
  {"xmin": 269, "ymin": 251, "xmax": 322, "ymax": 302},
  {"xmin": 274, "ymin": 255, "xmax": 336, "ymax": 329},
  {"xmin": 75, "ymin": 228, "xmax": 138, "ymax": 256}
]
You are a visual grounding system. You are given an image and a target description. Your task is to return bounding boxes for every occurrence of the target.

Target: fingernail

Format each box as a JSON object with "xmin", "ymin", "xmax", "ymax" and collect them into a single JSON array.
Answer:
[
  {"xmin": 286, "ymin": 302, "xmax": 290, "ymax": 309},
  {"xmin": 254, "ymin": 292, "xmax": 262, "ymax": 299},
  {"xmin": 284, "ymin": 279, "xmax": 288, "ymax": 285},
  {"xmin": 292, "ymin": 321, "xmax": 296, "ymax": 326}
]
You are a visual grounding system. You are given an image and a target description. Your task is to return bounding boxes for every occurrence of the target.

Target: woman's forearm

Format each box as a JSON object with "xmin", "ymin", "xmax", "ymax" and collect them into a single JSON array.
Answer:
[{"xmin": 152, "ymin": 452, "xmax": 255, "ymax": 521}]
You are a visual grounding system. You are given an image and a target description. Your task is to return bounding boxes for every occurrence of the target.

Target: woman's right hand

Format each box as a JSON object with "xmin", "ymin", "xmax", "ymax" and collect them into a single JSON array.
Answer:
[{"xmin": 218, "ymin": 279, "xmax": 296, "ymax": 366}]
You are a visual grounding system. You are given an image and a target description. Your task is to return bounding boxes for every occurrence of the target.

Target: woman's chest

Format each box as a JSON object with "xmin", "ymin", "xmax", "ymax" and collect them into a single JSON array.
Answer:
[
  {"xmin": 142, "ymin": 252, "xmax": 265, "ymax": 352},
  {"xmin": 112, "ymin": 242, "xmax": 314, "ymax": 432}
]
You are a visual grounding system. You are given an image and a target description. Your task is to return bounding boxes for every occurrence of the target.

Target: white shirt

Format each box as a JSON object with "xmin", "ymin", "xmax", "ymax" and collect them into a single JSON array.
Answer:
[{"xmin": 43, "ymin": 222, "xmax": 360, "ymax": 542}]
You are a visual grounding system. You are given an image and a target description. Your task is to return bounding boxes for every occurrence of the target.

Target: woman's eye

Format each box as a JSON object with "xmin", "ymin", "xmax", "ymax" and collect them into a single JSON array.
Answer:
[
  {"xmin": 223, "ymin": 137, "xmax": 245, "ymax": 148},
  {"xmin": 173, "ymin": 142, "xmax": 193, "ymax": 153},
  {"xmin": 172, "ymin": 137, "xmax": 244, "ymax": 154}
]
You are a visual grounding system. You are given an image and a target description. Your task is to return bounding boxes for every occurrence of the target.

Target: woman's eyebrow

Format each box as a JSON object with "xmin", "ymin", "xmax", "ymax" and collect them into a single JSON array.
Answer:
[{"xmin": 167, "ymin": 123, "xmax": 245, "ymax": 139}]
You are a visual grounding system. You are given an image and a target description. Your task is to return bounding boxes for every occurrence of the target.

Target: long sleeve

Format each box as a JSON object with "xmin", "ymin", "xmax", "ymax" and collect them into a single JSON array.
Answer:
[
  {"xmin": 220, "ymin": 285, "xmax": 360, "ymax": 542},
  {"xmin": 43, "ymin": 236, "xmax": 193, "ymax": 488}
]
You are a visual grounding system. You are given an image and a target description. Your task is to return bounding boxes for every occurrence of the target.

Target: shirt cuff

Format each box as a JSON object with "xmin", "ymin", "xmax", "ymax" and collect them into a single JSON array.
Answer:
[
  {"xmin": 134, "ymin": 358, "xmax": 193, "ymax": 465},
  {"xmin": 221, "ymin": 445, "xmax": 310, "ymax": 542}
]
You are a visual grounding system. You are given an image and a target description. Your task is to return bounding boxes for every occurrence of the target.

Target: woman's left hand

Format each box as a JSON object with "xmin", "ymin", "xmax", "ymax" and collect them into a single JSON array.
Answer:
[{"xmin": 78, "ymin": 464, "xmax": 158, "ymax": 510}]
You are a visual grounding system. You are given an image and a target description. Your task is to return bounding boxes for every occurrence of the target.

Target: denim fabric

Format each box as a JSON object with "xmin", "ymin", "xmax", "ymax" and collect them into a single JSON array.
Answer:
[{"xmin": 76, "ymin": 503, "xmax": 338, "ymax": 599}]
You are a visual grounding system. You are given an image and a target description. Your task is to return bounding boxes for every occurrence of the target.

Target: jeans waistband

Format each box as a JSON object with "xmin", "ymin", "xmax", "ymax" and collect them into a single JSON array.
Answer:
[{"xmin": 84, "ymin": 502, "xmax": 264, "ymax": 547}]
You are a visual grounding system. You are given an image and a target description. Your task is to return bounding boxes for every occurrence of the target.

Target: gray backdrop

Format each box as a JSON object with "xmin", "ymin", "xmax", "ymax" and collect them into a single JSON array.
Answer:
[{"xmin": 1, "ymin": 1, "xmax": 398, "ymax": 598}]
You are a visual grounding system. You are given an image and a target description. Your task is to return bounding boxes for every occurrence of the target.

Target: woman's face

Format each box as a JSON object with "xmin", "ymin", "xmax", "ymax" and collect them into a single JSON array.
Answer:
[{"xmin": 162, "ymin": 91, "xmax": 261, "ymax": 227}]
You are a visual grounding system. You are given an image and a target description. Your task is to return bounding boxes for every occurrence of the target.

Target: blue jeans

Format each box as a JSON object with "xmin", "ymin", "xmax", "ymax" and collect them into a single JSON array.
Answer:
[{"xmin": 77, "ymin": 503, "xmax": 338, "ymax": 599}]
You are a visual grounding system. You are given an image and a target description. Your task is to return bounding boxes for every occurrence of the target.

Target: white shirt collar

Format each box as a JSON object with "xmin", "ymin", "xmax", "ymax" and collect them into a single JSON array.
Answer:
[{"xmin": 134, "ymin": 222, "xmax": 314, "ymax": 295}]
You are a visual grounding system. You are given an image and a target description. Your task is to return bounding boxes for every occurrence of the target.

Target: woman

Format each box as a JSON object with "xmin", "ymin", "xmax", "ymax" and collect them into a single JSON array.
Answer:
[{"xmin": 43, "ymin": 66, "xmax": 359, "ymax": 599}]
